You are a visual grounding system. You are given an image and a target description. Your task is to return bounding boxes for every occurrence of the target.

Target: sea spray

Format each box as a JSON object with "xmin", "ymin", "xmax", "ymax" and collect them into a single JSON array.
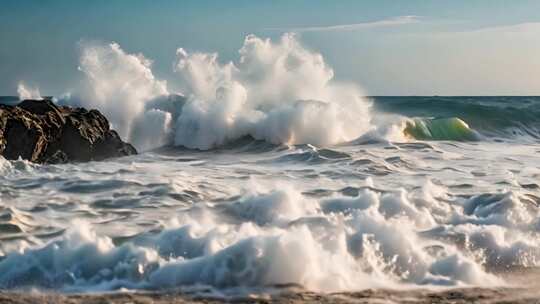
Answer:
[
  {"xmin": 59, "ymin": 42, "xmax": 170, "ymax": 151},
  {"xmin": 16, "ymin": 39, "xmax": 540, "ymax": 149},
  {"xmin": 173, "ymin": 34, "xmax": 372, "ymax": 149},
  {"xmin": 17, "ymin": 83, "xmax": 42, "ymax": 100},
  {"xmin": 52, "ymin": 34, "xmax": 373, "ymax": 151}
]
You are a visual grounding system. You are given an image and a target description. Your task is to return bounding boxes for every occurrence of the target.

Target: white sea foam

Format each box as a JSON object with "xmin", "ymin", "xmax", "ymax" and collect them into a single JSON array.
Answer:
[
  {"xmin": 5, "ymin": 33, "xmax": 540, "ymax": 297},
  {"xmin": 1, "ymin": 179, "xmax": 522, "ymax": 292}
]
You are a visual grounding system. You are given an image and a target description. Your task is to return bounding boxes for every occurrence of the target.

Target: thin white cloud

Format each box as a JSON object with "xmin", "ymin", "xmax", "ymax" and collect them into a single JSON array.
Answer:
[
  {"xmin": 464, "ymin": 21, "xmax": 540, "ymax": 34},
  {"xmin": 422, "ymin": 21, "xmax": 540, "ymax": 38},
  {"xmin": 266, "ymin": 16, "xmax": 420, "ymax": 33}
]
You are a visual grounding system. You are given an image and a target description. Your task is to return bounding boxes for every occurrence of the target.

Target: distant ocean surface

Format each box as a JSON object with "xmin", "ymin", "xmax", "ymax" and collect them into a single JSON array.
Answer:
[
  {"xmin": 1, "ymin": 95, "xmax": 540, "ymax": 295},
  {"xmin": 376, "ymin": 96, "xmax": 540, "ymax": 140}
]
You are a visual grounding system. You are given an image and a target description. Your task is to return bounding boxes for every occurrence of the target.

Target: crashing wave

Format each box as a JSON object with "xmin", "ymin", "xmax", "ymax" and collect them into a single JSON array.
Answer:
[
  {"xmin": 17, "ymin": 83, "xmax": 42, "ymax": 101},
  {"xmin": 1, "ymin": 181, "xmax": 521, "ymax": 292},
  {"xmin": 404, "ymin": 117, "xmax": 480, "ymax": 141},
  {"xmin": 376, "ymin": 96, "xmax": 540, "ymax": 141},
  {"xmin": 48, "ymin": 34, "xmax": 372, "ymax": 151},
  {"xmin": 20, "ymin": 35, "xmax": 537, "ymax": 151}
]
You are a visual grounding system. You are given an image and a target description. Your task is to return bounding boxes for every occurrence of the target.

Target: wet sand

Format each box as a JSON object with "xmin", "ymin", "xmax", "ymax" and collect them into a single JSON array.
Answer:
[
  {"xmin": 1, "ymin": 287, "xmax": 540, "ymax": 304},
  {"xmin": 2, "ymin": 262, "xmax": 539, "ymax": 303}
]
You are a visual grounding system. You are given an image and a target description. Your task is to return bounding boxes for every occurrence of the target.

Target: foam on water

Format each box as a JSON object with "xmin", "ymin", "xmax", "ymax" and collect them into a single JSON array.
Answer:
[
  {"xmin": 3, "ymin": 173, "xmax": 537, "ymax": 292},
  {"xmin": 5, "ymin": 34, "xmax": 540, "ymax": 295}
]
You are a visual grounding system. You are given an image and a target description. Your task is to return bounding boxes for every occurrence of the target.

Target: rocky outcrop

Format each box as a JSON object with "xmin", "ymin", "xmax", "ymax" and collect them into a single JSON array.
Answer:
[{"xmin": 0, "ymin": 99, "xmax": 137, "ymax": 163}]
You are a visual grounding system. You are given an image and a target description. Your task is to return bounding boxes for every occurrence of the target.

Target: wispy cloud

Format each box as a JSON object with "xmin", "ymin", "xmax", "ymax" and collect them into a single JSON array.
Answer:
[
  {"xmin": 464, "ymin": 21, "xmax": 540, "ymax": 34},
  {"xmin": 422, "ymin": 21, "xmax": 540, "ymax": 38},
  {"xmin": 266, "ymin": 16, "xmax": 420, "ymax": 33}
]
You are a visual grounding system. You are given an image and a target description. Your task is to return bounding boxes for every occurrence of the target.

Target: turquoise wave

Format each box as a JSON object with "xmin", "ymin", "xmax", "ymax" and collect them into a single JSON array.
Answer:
[{"xmin": 404, "ymin": 117, "xmax": 480, "ymax": 141}]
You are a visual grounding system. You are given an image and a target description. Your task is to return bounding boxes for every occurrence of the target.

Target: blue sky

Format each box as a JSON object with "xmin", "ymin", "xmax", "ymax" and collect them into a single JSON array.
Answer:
[{"xmin": 1, "ymin": 0, "xmax": 540, "ymax": 95}]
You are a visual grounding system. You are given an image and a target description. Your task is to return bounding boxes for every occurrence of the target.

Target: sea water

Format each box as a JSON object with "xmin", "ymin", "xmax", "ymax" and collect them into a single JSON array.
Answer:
[{"xmin": 1, "ymin": 34, "xmax": 539, "ymax": 294}]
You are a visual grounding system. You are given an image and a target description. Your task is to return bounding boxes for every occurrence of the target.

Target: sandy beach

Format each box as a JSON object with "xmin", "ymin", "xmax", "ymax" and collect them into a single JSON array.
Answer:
[{"xmin": 2, "ymin": 287, "xmax": 540, "ymax": 304}]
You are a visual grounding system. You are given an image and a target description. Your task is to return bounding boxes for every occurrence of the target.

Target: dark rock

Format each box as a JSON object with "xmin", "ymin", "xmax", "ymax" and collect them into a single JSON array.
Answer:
[
  {"xmin": 0, "ymin": 99, "xmax": 137, "ymax": 163},
  {"xmin": 43, "ymin": 150, "xmax": 69, "ymax": 164},
  {"xmin": 18, "ymin": 99, "xmax": 62, "ymax": 116}
]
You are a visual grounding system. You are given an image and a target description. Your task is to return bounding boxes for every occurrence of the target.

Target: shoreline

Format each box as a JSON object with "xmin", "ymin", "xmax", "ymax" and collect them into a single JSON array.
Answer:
[{"xmin": 1, "ymin": 287, "xmax": 539, "ymax": 304}]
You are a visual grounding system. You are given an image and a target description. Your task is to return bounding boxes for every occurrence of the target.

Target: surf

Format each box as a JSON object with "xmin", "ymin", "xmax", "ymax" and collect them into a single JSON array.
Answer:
[
  {"xmin": 404, "ymin": 117, "xmax": 480, "ymax": 141},
  {"xmin": 14, "ymin": 35, "xmax": 540, "ymax": 151}
]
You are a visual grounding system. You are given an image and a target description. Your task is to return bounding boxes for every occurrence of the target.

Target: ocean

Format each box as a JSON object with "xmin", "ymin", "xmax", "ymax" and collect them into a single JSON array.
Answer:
[{"xmin": 1, "ymin": 96, "xmax": 539, "ymax": 297}]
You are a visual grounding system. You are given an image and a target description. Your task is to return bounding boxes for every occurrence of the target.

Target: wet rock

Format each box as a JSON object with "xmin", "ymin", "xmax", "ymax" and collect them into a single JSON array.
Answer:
[{"xmin": 0, "ymin": 99, "xmax": 137, "ymax": 163}]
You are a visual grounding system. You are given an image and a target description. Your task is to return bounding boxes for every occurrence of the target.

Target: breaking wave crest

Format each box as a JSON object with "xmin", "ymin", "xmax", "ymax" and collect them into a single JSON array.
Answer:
[
  {"xmin": 376, "ymin": 96, "xmax": 540, "ymax": 142},
  {"xmin": 4, "ymin": 180, "xmax": 532, "ymax": 292},
  {"xmin": 16, "ymin": 36, "xmax": 540, "ymax": 151},
  {"xmin": 53, "ymin": 34, "xmax": 373, "ymax": 151},
  {"xmin": 404, "ymin": 117, "xmax": 480, "ymax": 141}
]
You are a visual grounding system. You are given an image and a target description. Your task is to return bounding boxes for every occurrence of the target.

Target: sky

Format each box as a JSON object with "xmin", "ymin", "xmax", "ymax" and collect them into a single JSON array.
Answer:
[{"xmin": 1, "ymin": 0, "xmax": 540, "ymax": 96}]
